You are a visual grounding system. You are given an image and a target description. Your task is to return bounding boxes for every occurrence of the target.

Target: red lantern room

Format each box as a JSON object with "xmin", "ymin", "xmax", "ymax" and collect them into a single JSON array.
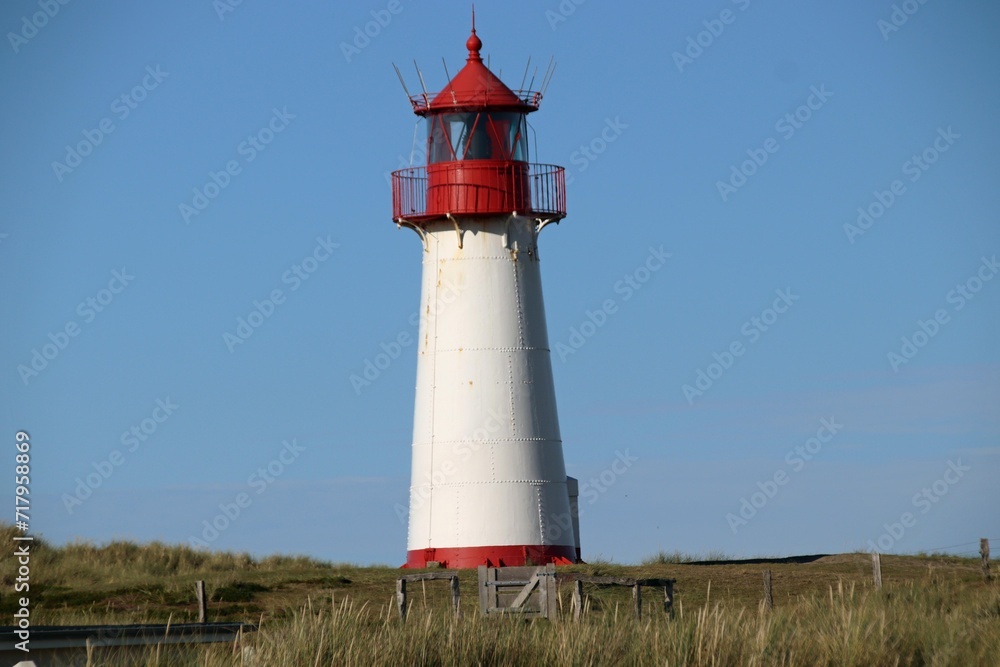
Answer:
[{"xmin": 391, "ymin": 25, "xmax": 566, "ymax": 224}]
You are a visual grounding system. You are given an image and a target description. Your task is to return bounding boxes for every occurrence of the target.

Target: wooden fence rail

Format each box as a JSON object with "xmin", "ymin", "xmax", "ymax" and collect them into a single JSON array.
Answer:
[
  {"xmin": 389, "ymin": 542, "xmax": 989, "ymax": 624},
  {"xmin": 395, "ymin": 572, "xmax": 461, "ymax": 621},
  {"xmin": 559, "ymin": 574, "xmax": 675, "ymax": 621}
]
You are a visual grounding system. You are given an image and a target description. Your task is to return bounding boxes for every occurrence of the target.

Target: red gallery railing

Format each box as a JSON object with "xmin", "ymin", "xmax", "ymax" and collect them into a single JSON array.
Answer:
[{"xmin": 392, "ymin": 162, "xmax": 566, "ymax": 223}]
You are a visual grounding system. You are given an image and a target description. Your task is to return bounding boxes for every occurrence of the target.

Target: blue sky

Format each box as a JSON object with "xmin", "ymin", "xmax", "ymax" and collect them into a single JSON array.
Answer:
[{"xmin": 2, "ymin": 0, "xmax": 997, "ymax": 565}]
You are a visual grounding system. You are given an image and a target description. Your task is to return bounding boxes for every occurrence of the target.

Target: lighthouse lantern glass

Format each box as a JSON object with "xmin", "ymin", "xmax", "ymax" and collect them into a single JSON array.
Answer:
[{"xmin": 427, "ymin": 112, "xmax": 528, "ymax": 164}]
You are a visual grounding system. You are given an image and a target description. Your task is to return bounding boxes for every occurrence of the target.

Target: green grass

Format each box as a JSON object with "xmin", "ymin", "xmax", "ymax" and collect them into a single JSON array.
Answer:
[{"xmin": 2, "ymin": 523, "xmax": 997, "ymax": 665}]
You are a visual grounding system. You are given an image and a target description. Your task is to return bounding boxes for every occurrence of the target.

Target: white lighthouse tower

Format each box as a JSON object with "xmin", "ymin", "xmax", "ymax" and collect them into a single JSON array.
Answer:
[{"xmin": 392, "ymin": 23, "xmax": 579, "ymax": 569}]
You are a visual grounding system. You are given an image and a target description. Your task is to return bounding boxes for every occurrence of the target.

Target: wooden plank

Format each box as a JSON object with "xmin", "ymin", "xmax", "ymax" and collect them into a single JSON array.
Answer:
[
  {"xmin": 477, "ymin": 565, "xmax": 489, "ymax": 615},
  {"xmin": 509, "ymin": 573, "xmax": 540, "ymax": 609},
  {"xmin": 872, "ymin": 553, "xmax": 883, "ymax": 589},
  {"xmin": 400, "ymin": 571, "xmax": 460, "ymax": 582},
  {"xmin": 663, "ymin": 581, "xmax": 675, "ymax": 619},
  {"xmin": 981, "ymin": 538, "xmax": 991, "ymax": 582},
  {"xmin": 633, "ymin": 582, "xmax": 642, "ymax": 619},
  {"xmin": 498, "ymin": 566, "xmax": 539, "ymax": 582},
  {"xmin": 489, "ymin": 567, "xmax": 498, "ymax": 612}
]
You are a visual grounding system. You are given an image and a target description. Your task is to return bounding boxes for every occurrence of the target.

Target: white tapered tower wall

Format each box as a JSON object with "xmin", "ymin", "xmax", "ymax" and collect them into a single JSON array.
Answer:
[{"xmin": 406, "ymin": 214, "xmax": 577, "ymax": 565}]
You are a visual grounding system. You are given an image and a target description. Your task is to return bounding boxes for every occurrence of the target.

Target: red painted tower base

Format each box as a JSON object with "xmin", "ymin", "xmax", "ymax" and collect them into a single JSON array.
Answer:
[{"xmin": 405, "ymin": 544, "xmax": 578, "ymax": 569}]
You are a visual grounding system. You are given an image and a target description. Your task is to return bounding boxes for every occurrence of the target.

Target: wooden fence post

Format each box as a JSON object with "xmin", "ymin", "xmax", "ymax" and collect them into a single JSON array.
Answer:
[
  {"xmin": 982, "ymin": 538, "xmax": 991, "ymax": 582},
  {"xmin": 633, "ymin": 582, "xmax": 642, "ymax": 620},
  {"xmin": 872, "ymin": 552, "xmax": 883, "ymax": 589},
  {"xmin": 543, "ymin": 565, "xmax": 558, "ymax": 622},
  {"xmin": 195, "ymin": 580, "xmax": 206, "ymax": 623},
  {"xmin": 572, "ymin": 580, "xmax": 583, "ymax": 621},
  {"xmin": 762, "ymin": 570, "xmax": 773, "ymax": 610},
  {"xmin": 396, "ymin": 578, "xmax": 407, "ymax": 621},
  {"xmin": 450, "ymin": 575, "xmax": 461, "ymax": 617},
  {"xmin": 663, "ymin": 581, "xmax": 675, "ymax": 619}
]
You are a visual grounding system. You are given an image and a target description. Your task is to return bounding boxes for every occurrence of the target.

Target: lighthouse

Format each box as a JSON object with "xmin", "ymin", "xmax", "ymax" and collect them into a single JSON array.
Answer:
[{"xmin": 392, "ymin": 23, "xmax": 580, "ymax": 569}]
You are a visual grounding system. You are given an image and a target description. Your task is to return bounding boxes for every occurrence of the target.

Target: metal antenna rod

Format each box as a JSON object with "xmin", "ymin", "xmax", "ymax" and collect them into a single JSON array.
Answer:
[
  {"xmin": 541, "ymin": 59, "xmax": 557, "ymax": 97},
  {"xmin": 526, "ymin": 66, "xmax": 538, "ymax": 94},
  {"xmin": 540, "ymin": 57, "xmax": 551, "ymax": 83},
  {"xmin": 519, "ymin": 56, "xmax": 532, "ymax": 92},
  {"xmin": 393, "ymin": 63, "xmax": 413, "ymax": 102},
  {"xmin": 540, "ymin": 56, "xmax": 555, "ymax": 92},
  {"xmin": 442, "ymin": 58, "xmax": 457, "ymax": 104},
  {"xmin": 536, "ymin": 59, "xmax": 551, "ymax": 101},
  {"xmin": 414, "ymin": 60, "xmax": 429, "ymax": 100}
]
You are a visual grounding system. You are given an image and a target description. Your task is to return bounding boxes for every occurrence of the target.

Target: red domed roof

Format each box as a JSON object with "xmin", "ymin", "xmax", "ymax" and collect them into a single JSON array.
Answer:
[{"xmin": 411, "ymin": 28, "xmax": 540, "ymax": 115}]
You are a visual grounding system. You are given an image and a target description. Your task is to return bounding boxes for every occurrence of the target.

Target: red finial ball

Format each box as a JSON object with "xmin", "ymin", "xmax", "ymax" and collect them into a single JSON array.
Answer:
[{"xmin": 466, "ymin": 30, "xmax": 482, "ymax": 57}]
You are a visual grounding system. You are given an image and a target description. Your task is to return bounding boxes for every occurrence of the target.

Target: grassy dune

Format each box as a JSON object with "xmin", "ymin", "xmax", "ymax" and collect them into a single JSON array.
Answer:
[{"xmin": 2, "ymin": 525, "xmax": 997, "ymax": 665}]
